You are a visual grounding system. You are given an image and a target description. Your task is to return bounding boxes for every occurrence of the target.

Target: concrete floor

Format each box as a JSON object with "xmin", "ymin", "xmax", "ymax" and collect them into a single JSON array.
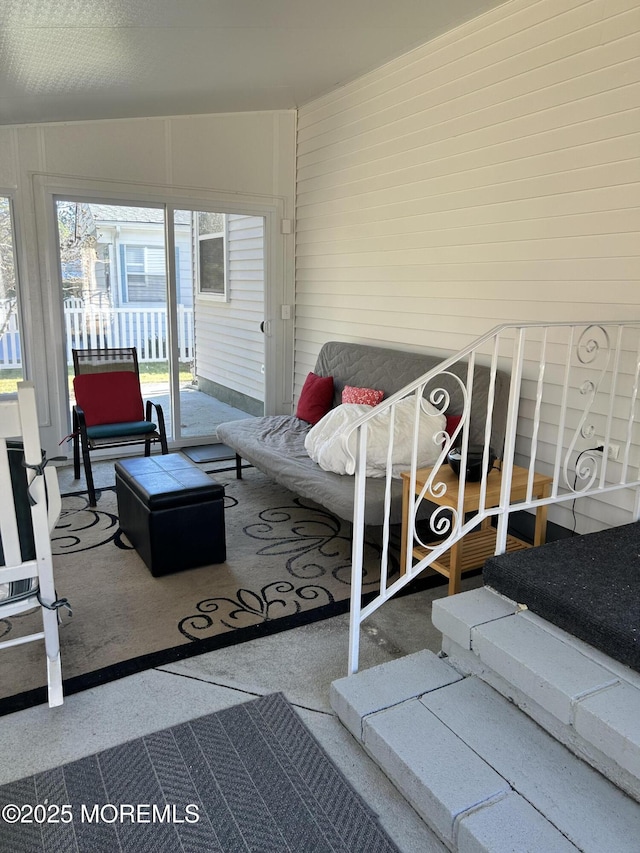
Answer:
[
  {"xmin": 145, "ymin": 383, "xmax": 254, "ymax": 442},
  {"xmin": 1, "ymin": 457, "xmax": 484, "ymax": 852}
]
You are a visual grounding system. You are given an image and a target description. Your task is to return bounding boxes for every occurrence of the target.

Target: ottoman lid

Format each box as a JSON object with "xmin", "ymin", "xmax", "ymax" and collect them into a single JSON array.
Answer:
[{"xmin": 115, "ymin": 454, "xmax": 225, "ymax": 510}]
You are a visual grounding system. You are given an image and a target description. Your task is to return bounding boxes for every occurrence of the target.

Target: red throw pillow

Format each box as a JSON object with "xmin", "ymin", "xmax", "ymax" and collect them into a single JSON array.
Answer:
[
  {"xmin": 296, "ymin": 372, "xmax": 334, "ymax": 425},
  {"xmin": 73, "ymin": 371, "xmax": 145, "ymax": 427},
  {"xmin": 342, "ymin": 385, "xmax": 384, "ymax": 406},
  {"xmin": 446, "ymin": 414, "xmax": 462, "ymax": 437}
]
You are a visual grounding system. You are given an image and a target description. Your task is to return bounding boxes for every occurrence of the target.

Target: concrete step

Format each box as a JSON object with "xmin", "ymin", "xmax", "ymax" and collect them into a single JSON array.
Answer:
[
  {"xmin": 331, "ymin": 650, "xmax": 640, "ymax": 852},
  {"xmin": 432, "ymin": 587, "xmax": 640, "ymax": 801}
]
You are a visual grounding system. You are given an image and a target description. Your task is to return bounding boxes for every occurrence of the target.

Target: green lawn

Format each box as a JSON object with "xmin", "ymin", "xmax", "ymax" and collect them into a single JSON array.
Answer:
[
  {"xmin": 0, "ymin": 369, "xmax": 21, "ymax": 394},
  {"xmin": 139, "ymin": 363, "xmax": 193, "ymax": 385}
]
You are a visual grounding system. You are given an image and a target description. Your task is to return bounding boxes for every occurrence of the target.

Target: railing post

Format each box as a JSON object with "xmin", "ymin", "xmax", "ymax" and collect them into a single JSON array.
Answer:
[
  {"xmin": 114, "ymin": 309, "xmax": 121, "ymax": 348},
  {"xmin": 143, "ymin": 312, "xmax": 149, "ymax": 360},
  {"xmin": 104, "ymin": 307, "xmax": 113, "ymax": 348},
  {"xmin": 348, "ymin": 424, "xmax": 368, "ymax": 675},
  {"xmin": 496, "ymin": 327, "xmax": 526, "ymax": 555}
]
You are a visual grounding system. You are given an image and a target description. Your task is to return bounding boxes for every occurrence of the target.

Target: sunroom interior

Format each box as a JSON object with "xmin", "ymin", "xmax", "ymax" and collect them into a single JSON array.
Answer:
[{"xmin": 0, "ymin": 0, "xmax": 638, "ymax": 847}]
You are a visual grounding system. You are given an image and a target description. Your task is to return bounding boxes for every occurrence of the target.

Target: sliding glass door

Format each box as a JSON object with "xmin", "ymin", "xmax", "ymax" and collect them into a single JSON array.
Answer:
[
  {"xmin": 171, "ymin": 207, "xmax": 265, "ymax": 441},
  {"xmin": 54, "ymin": 198, "xmax": 265, "ymax": 447}
]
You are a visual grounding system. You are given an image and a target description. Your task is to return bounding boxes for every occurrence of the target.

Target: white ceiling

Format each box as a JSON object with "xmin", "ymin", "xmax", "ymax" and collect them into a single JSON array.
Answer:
[{"xmin": 0, "ymin": 0, "xmax": 507, "ymax": 126}]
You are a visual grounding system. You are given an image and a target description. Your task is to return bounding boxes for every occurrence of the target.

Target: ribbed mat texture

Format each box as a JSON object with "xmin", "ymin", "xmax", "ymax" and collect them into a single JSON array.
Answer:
[{"xmin": 0, "ymin": 693, "xmax": 399, "ymax": 853}]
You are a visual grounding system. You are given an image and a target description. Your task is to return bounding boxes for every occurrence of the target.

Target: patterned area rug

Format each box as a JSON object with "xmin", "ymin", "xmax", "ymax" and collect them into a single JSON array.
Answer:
[
  {"xmin": 0, "ymin": 692, "xmax": 399, "ymax": 852},
  {"xmin": 0, "ymin": 469, "xmax": 392, "ymax": 715}
]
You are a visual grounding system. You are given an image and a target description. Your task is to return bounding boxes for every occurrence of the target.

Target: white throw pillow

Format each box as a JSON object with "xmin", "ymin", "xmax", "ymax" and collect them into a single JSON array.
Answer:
[{"xmin": 304, "ymin": 396, "xmax": 446, "ymax": 477}]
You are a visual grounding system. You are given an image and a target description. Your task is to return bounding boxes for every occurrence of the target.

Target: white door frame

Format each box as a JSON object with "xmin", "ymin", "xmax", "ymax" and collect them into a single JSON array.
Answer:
[{"xmin": 32, "ymin": 173, "xmax": 293, "ymax": 458}]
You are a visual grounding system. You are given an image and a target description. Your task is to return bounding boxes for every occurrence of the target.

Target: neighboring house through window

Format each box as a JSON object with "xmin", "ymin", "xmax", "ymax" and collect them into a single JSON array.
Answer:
[{"xmin": 121, "ymin": 245, "xmax": 166, "ymax": 302}]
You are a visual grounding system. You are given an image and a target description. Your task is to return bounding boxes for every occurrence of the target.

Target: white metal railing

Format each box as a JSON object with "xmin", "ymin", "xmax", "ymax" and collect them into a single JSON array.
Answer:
[
  {"xmin": 347, "ymin": 322, "xmax": 640, "ymax": 673},
  {"xmin": 0, "ymin": 303, "xmax": 194, "ymax": 369}
]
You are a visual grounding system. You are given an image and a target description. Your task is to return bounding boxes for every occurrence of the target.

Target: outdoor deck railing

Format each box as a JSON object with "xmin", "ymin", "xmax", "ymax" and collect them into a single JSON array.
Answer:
[
  {"xmin": 346, "ymin": 322, "xmax": 640, "ymax": 673},
  {"xmin": 0, "ymin": 303, "xmax": 194, "ymax": 369},
  {"xmin": 0, "ymin": 309, "xmax": 20, "ymax": 368},
  {"xmin": 63, "ymin": 305, "xmax": 194, "ymax": 363}
]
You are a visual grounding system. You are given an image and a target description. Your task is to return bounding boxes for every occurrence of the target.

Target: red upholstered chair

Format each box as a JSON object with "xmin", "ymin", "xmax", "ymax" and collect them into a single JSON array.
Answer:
[{"xmin": 72, "ymin": 347, "xmax": 168, "ymax": 506}]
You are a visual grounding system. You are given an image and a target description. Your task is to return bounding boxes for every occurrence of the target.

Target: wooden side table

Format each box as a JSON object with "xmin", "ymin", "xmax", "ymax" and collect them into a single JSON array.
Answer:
[{"xmin": 400, "ymin": 463, "xmax": 552, "ymax": 596}]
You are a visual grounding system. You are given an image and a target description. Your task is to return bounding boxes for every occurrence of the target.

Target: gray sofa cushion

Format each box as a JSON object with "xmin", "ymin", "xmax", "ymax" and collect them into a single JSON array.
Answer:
[
  {"xmin": 314, "ymin": 341, "xmax": 508, "ymax": 453},
  {"xmin": 217, "ymin": 341, "xmax": 510, "ymax": 526},
  {"xmin": 218, "ymin": 414, "xmax": 404, "ymax": 526}
]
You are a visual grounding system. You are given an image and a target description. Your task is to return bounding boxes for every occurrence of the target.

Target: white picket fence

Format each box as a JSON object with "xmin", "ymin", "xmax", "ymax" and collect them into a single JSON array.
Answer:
[
  {"xmin": 0, "ymin": 303, "xmax": 194, "ymax": 369},
  {"xmin": 0, "ymin": 306, "xmax": 20, "ymax": 367}
]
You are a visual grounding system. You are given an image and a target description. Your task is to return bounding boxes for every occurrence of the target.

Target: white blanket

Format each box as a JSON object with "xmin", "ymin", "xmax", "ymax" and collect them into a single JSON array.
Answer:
[{"xmin": 304, "ymin": 397, "xmax": 446, "ymax": 477}]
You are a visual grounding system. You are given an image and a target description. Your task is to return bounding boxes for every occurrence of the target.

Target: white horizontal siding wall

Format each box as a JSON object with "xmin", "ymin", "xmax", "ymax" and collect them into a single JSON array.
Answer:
[
  {"xmin": 196, "ymin": 214, "xmax": 265, "ymax": 404},
  {"xmin": 296, "ymin": 0, "xmax": 640, "ymax": 533}
]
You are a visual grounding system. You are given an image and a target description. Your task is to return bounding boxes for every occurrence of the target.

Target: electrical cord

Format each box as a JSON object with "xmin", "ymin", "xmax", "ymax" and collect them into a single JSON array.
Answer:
[{"xmin": 571, "ymin": 445, "xmax": 604, "ymax": 534}]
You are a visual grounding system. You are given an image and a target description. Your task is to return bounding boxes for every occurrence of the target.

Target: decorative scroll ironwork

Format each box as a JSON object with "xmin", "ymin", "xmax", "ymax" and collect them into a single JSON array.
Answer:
[
  {"xmin": 347, "ymin": 321, "xmax": 640, "ymax": 675},
  {"xmin": 411, "ymin": 371, "xmax": 470, "ymax": 550},
  {"xmin": 563, "ymin": 325, "xmax": 612, "ymax": 492}
]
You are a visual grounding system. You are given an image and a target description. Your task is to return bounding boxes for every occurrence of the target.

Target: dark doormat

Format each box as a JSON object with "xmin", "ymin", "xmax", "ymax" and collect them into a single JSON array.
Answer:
[
  {"xmin": 181, "ymin": 443, "xmax": 236, "ymax": 464},
  {"xmin": 0, "ymin": 693, "xmax": 400, "ymax": 853}
]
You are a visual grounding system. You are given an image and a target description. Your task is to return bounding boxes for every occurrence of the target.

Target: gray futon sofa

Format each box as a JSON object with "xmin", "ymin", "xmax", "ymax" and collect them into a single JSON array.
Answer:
[{"xmin": 217, "ymin": 341, "xmax": 510, "ymax": 527}]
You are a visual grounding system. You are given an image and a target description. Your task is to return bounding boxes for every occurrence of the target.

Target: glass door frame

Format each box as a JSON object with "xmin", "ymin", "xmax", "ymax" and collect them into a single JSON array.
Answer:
[
  {"xmin": 0, "ymin": 189, "xmax": 28, "ymax": 395},
  {"xmin": 32, "ymin": 174, "xmax": 290, "ymax": 459},
  {"xmin": 164, "ymin": 204, "xmax": 268, "ymax": 447}
]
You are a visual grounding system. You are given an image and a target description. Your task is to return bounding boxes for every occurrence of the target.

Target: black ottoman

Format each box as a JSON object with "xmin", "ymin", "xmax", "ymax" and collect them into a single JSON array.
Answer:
[{"xmin": 115, "ymin": 454, "xmax": 226, "ymax": 577}]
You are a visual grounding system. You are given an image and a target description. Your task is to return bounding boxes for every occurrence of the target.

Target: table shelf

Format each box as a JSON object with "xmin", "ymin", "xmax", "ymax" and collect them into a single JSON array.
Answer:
[
  {"xmin": 412, "ymin": 528, "xmax": 531, "ymax": 581},
  {"xmin": 401, "ymin": 462, "xmax": 552, "ymax": 595}
]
